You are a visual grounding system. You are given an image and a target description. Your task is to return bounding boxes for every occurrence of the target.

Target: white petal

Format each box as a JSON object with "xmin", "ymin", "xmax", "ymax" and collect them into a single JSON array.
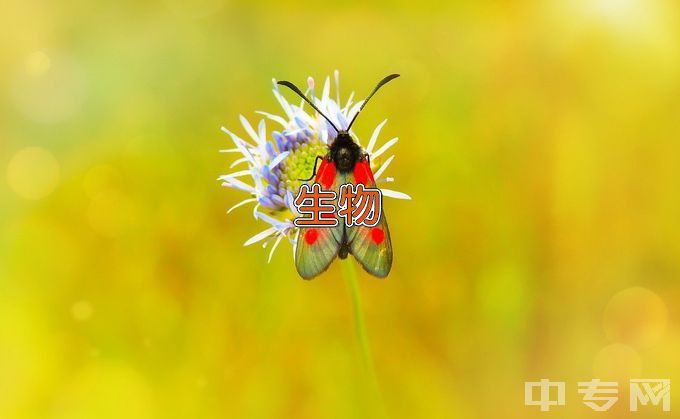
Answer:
[
  {"xmin": 366, "ymin": 119, "xmax": 387, "ymax": 154},
  {"xmin": 249, "ymin": 165, "xmax": 264, "ymax": 193},
  {"xmin": 240, "ymin": 115, "xmax": 262, "ymax": 144},
  {"xmin": 292, "ymin": 231, "xmax": 298, "ymax": 260},
  {"xmin": 233, "ymin": 136, "xmax": 257, "ymax": 165},
  {"xmin": 373, "ymin": 155, "xmax": 394, "ymax": 180},
  {"xmin": 258, "ymin": 119, "xmax": 266, "ymax": 143},
  {"xmin": 256, "ymin": 211, "xmax": 288, "ymax": 231},
  {"xmin": 377, "ymin": 177, "xmax": 394, "ymax": 183},
  {"xmin": 221, "ymin": 126, "xmax": 255, "ymax": 147},
  {"xmin": 273, "ymin": 88, "xmax": 293, "ymax": 118},
  {"xmin": 285, "ymin": 191, "xmax": 300, "ymax": 217},
  {"xmin": 218, "ymin": 170, "xmax": 251, "ymax": 180},
  {"xmin": 287, "ymin": 228, "xmax": 297, "ymax": 245},
  {"xmin": 227, "ymin": 198, "xmax": 257, "ymax": 213},
  {"xmin": 348, "ymin": 101, "xmax": 363, "ymax": 123},
  {"xmin": 322, "ymin": 76, "xmax": 330, "ymax": 102},
  {"xmin": 267, "ymin": 233, "xmax": 285, "ymax": 263},
  {"xmin": 343, "ymin": 91, "xmax": 355, "ymax": 112},
  {"xmin": 221, "ymin": 127, "xmax": 257, "ymax": 164},
  {"xmin": 255, "ymin": 111, "xmax": 288, "ymax": 126},
  {"xmin": 299, "ymin": 91, "xmax": 310, "ymax": 109},
  {"xmin": 371, "ymin": 137, "xmax": 398, "ymax": 160},
  {"xmin": 219, "ymin": 148, "xmax": 241, "ymax": 153},
  {"xmin": 381, "ymin": 188, "xmax": 412, "ymax": 200},
  {"xmin": 221, "ymin": 177, "xmax": 256, "ymax": 193},
  {"xmin": 334, "ymin": 69, "xmax": 340, "ymax": 104},
  {"xmin": 299, "ymin": 109, "xmax": 317, "ymax": 126},
  {"xmin": 229, "ymin": 157, "xmax": 249, "ymax": 168},
  {"xmin": 269, "ymin": 151, "xmax": 290, "ymax": 169},
  {"xmin": 244, "ymin": 227, "xmax": 278, "ymax": 246}
]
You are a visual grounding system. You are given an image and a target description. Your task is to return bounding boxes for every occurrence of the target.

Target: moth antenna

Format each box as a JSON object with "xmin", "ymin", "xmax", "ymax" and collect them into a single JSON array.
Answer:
[
  {"xmin": 277, "ymin": 80, "xmax": 340, "ymax": 134},
  {"xmin": 347, "ymin": 74, "xmax": 400, "ymax": 131}
]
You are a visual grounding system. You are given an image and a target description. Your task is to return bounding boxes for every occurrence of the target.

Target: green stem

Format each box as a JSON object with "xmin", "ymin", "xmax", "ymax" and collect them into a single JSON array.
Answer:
[
  {"xmin": 341, "ymin": 261, "xmax": 386, "ymax": 417},
  {"xmin": 341, "ymin": 260, "xmax": 374, "ymax": 371}
]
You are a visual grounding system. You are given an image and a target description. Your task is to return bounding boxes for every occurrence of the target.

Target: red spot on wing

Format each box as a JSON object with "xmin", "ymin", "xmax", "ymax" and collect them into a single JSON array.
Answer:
[
  {"xmin": 370, "ymin": 228, "xmax": 385, "ymax": 245},
  {"xmin": 353, "ymin": 160, "xmax": 375, "ymax": 185},
  {"xmin": 315, "ymin": 159, "xmax": 336, "ymax": 190},
  {"xmin": 304, "ymin": 228, "xmax": 319, "ymax": 245}
]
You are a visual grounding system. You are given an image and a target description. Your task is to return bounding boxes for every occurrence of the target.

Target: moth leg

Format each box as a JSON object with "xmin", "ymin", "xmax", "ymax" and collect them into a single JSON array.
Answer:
[{"xmin": 298, "ymin": 155, "xmax": 323, "ymax": 182}]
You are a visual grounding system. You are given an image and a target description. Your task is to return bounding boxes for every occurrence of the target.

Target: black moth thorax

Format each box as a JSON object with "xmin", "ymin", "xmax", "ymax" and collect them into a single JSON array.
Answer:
[{"xmin": 329, "ymin": 132, "xmax": 363, "ymax": 173}]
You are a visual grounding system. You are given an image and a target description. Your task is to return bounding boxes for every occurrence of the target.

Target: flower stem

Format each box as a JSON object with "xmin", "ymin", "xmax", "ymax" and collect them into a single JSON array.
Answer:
[
  {"xmin": 341, "ymin": 260, "xmax": 373, "ymax": 369},
  {"xmin": 341, "ymin": 261, "xmax": 385, "ymax": 416}
]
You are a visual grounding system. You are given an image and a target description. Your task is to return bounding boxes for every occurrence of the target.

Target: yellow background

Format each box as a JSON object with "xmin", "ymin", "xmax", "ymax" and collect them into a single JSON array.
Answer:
[{"xmin": 1, "ymin": 1, "xmax": 679, "ymax": 418}]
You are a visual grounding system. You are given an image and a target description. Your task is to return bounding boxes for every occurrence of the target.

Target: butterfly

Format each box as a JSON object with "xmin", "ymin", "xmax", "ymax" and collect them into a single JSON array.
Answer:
[{"xmin": 277, "ymin": 74, "xmax": 400, "ymax": 279}]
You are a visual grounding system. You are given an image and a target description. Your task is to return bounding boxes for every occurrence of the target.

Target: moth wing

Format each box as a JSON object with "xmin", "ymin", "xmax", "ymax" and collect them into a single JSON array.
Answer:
[
  {"xmin": 344, "ymin": 160, "xmax": 393, "ymax": 278},
  {"xmin": 347, "ymin": 216, "xmax": 393, "ymax": 278},
  {"xmin": 294, "ymin": 227, "xmax": 341, "ymax": 279},
  {"xmin": 294, "ymin": 158, "xmax": 343, "ymax": 279}
]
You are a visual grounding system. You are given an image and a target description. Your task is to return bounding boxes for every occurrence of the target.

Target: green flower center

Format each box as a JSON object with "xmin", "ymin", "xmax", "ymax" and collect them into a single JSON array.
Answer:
[{"xmin": 280, "ymin": 138, "xmax": 328, "ymax": 194}]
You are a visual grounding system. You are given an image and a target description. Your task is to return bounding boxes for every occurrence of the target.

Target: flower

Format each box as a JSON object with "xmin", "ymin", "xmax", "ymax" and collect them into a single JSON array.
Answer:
[{"xmin": 219, "ymin": 71, "xmax": 411, "ymax": 262}]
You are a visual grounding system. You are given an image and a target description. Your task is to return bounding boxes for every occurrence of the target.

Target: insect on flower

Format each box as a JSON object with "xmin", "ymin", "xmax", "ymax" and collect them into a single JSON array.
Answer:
[
  {"xmin": 278, "ymin": 74, "xmax": 400, "ymax": 278},
  {"xmin": 220, "ymin": 72, "xmax": 410, "ymax": 279}
]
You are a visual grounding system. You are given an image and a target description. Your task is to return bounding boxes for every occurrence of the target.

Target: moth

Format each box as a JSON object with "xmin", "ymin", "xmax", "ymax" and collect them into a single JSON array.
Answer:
[{"xmin": 277, "ymin": 74, "xmax": 400, "ymax": 279}]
